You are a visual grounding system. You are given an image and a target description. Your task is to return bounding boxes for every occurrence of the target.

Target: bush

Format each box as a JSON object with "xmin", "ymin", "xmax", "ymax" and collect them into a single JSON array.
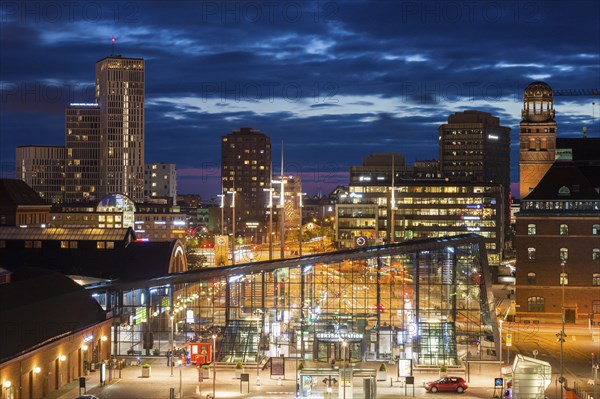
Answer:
[
  {"xmin": 298, "ymin": 362, "xmax": 304, "ymax": 371},
  {"xmin": 439, "ymin": 364, "xmax": 447, "ymax": 372},
  {"xmin": 235, "ymin": 361, "xmax": 244, "ymax": 369},
  {"xmin": 379, "ymin": 363, "xmax": 386, "ymax": 372},
  {"xmin": 142, "ymin": 364, "xmax": 151, "ymax": 368},
  {"xmin": 202, "ymin": 364, "xmax": 210, "ymax": 369}
]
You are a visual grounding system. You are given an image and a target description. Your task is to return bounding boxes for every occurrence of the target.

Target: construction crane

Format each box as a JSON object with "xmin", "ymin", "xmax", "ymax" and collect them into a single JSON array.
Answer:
[{"xmin": 552, "ymin": 89, "xmax": 599, "ymax": 96}]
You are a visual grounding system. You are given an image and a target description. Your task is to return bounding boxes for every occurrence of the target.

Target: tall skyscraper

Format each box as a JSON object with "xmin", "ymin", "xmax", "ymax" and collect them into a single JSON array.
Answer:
[
  {"xmin": 95, "ymin": 56, "xmax": 145, "ymax": 201},
  {"xmin": 518, "ymin": 81, "xmax": 556, "ymax": 199},
  {"xmin": 65, "ymin": 104, "xmax": 100, "ymax": 202},
  {"xmin": 221, "ymin": 127, "xmax": 271, "ymax": 223}
]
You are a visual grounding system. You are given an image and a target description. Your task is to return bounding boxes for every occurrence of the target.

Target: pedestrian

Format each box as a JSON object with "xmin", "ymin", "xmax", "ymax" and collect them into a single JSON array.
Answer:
[{"xmin": 167, "ymin": 349, "xmax": 172, "ymax": 366}]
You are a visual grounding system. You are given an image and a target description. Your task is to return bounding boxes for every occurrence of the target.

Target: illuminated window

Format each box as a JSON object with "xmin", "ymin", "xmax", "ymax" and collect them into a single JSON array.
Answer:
[
  {"xmin": 527, "ymin": 247, "xmax": 536, "ymax": 260},
  {"xmin": 594, "ymin": 300, "xmax": 600, "ymax": 314},
  {"xmin": 97, "ymin": 241, "xmax": 106, "ymax": 249},
  {"xmin": 60, "ymin": 241, "xmax": 69, "ymax": 249},
  {"xmin": 593, "ymin": 273, "xmax": 600, "ymax": 286},
  {"xmin": 527, "ymin": 272, "xmax": 536, "ymax": 285},
  {"xmin": 527, "ymin": 297, "xmax": 545, "ymax": 312},
  {"xmin": 70, "ymin": 241, "xmax": 78, "ymax": 249},
  {"xmin": 559, "ymin": 224, "xmax": 568, "ymax": 235},
  {"xmin": 107, "ymin": 242, "xmax": 115, "ymax": 249},
  {"xmin": 560, "ymin": 248, "xmax": 568, "ymax": 261},
  {"xmin": 594, "ymin": 224, "xmax": 600, "ymax": 235},
  {"xmin": 560, "ymin": 272, "xmax": 568, "ymax": 285},
  {"xmin": 594, "ymin": 248, "xmax": 600, "ymax": 261},
  {"xmin": 527, "ymin": 224, "xmax": 536, "ymax": 235}
]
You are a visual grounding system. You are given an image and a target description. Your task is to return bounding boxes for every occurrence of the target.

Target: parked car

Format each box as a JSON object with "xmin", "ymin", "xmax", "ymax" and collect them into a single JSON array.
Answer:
[
  {"xmin": 76, "ymin": 395, "xmax": 100, "ymax": 399},
  {"xmin": 424, "ymin": 376, "xmax": 468, "ymax": 393}
]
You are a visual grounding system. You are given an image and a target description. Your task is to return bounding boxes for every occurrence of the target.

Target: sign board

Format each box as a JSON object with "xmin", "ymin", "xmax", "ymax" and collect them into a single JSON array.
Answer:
[
  {"xmin": 398, "ymin": 359, "xmax": 412, "ymax": 377},
  {"xmin": 506, "ymin": 333, "xmax": 512, "ymax": 347},
  {"xmin": 405, "ymin": 376, "xmax": 415, "ymax": 384},
  {"xmin": 79, "ymin": 377, "xmax": 86, "ymax": 388},
  {"xmin": 271, "ymin": 356, "xmax": 285, "ymax": 376},
  {"xmin": 495, "ymin": 378, "xmax": 504, "ymax": 387}
]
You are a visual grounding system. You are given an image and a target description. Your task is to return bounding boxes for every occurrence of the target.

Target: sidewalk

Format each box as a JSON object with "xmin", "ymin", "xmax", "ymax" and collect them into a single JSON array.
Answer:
[{"xmin": 41, "ymin": 358, "xmax": 507, "ymax": 399}]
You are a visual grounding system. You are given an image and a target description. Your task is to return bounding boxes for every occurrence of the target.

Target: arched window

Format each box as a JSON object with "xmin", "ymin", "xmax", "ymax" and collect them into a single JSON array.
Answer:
[
  {"xmin": 593, "ymin": 224, "xmax": 600, "ymax": 235},
  {"xmin": 528, "ymin": 297, "xmax": 545, "ymax": 312},
  {"xmin": 527, "ymin": 224, "xmax": 536, "ymax": 235},
  {"xmin": 560, "ymin": 272, "xmax": 568, "ymax": 286},
  {"xmin": 560, "ymin": 248, "xmax": 568, "ymax": 261},
  {"xmin": 527, "ymin": 272, "xmax": 536, "ymax": 285},
  {"xmin": 559, "ymin": 224, "xmax": 568, "ymax": 235},
  {"xmin": 528, "ymin": 247, "xmax": 536, "ymax": 260},
  {"xmin": 593, "ymin": 248, "xmax": 600, "ymax": 261},
  {"xmin": 593, "ymin": 273, "xmax": 600, "ymax": 286}
]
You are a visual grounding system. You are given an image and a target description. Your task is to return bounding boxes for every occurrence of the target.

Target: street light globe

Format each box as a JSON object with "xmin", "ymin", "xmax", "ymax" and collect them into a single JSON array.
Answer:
[
  {"xmin": 3, "ymin": 381, "xmax": 11, "ymax": 389},
  {"xmin": 59, "ymin": 355, "xmax": 66, "ymax": 362},
  {"xmin": 82, "ymin": 344, "xmax": 89, "ymax": 351},
  {"xmin": 33, "ymin": 367, "xmax": 41, "ymax": 374},
  {"xmin": 101, "ymin": 335, "xmax": 108, "ymax": 342}
]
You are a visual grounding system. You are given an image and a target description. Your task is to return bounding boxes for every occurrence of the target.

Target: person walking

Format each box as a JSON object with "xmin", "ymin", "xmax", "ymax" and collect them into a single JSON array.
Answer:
[{"xmin": 167, "ymin": 349, "xmax": 172, "ymax": 366}]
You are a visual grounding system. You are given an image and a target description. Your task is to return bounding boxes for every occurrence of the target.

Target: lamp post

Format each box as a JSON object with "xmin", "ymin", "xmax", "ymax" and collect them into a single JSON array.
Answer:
[
  {"xmin": 227, "ymin": 191, "xmax": 236, "ymax": 266},
  {"xmin": 297, "ymin": 193, "xmax": 305, "ymax": 256},
  {"xmin": 558, "ymin": 260, "xmax": 567, "ymax": 398},
  {"xmin": 212, "ymin": 334, "xmax": 217, "ymax": 399},
  {"xmin": 264, "ymin": 188, "xmax": 274, "ymax": 260},
  {"xmin": 342, "ymin": 340, "xmax": 347, "ymax": 399},
  {"xmin": 217, "ymin": 194, "xmax": 225, "ymax": 236},
  {"xmin": 177, "ymin": 359, "xmax": 183, "ymax": 398},
  {"xmin": 170, "ymin": 315, "xmax": 174, "ymax": 377},
  {"xmin": 272, "ymin": 177, "xmax": 287, "ymax": 259},
  {"xmin": 499, "ymin": 319, "xmax": 503, "ymax": 364}
]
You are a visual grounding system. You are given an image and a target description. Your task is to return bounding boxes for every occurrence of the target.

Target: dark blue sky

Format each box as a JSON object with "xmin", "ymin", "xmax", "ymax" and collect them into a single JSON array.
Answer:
[{"xmin": 1, "ymin": 1, "xmax": 599, "ymax": 200}]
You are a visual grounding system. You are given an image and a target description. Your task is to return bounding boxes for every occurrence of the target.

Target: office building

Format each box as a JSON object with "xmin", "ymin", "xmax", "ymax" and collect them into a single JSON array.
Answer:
[
  {"xmin": 144, "ymin": 163, "xmax": 177, "ymax": 204},
  {"xmin": 15, "ymin": 146, "xmax": 65, "ymax": 203},
  {"xmin": 65, "ymin": 104, "xmax": 101, "ymax": 202},
  {"xmin": 221, "ymin": 127, "xmax": 271, "ymax": 223}
]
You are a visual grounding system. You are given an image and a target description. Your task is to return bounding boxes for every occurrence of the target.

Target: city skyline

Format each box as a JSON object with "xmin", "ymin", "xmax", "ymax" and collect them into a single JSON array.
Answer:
[{"xmin": 1, "ymin": 1, "xmax": 599, "ymax": 200}]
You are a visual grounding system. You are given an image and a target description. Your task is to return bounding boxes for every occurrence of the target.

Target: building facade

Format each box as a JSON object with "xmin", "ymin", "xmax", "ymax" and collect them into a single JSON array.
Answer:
[
  {"xmin": 95, "ymin": 56, "xmax": 145, "ymax": 201},
  {"xmin": 144, "ymin": 163, "xmax": 177, "ymax": 203},
  {"xmin": 65, "ymin": 104, "xmax": 101, "ymax": 202},
  {"xmin": 519, "ymin": 81, "xmax": 556, "ymax": 199},
  {"xmin": 16, "ymin": 146, "xmax": 66, "ymax": 203},
  {"xmin": 221, "ymin": 128, "xmax": 271, "ymax": 223}
]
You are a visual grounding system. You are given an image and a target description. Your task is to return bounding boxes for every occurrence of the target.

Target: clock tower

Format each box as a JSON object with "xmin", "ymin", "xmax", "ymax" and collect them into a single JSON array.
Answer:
[{"xmin": 519, "ymin": 81, "xmax": 556, "ymax": 199}]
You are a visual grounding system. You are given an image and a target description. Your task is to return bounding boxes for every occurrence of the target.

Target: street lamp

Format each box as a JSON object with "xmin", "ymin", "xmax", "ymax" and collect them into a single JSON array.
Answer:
[
  {"xmin": 212, "ymin": 334, "xmax": 217, "ymax": 399},
  {"xmin": 264, "ymin": 188, "xmax": 274, "ymax": 260},
  {"xmin": 177, "ymin": 359, "xmax": 183, "ymax": 398},
  {"xmin": 227, "ymin": 191, "xmax": 236, "ymax": 266},
  {"xmin": 272, "ymin": 177, "xmax": 287, "ymax": 259},
  {"xmin": 342, "ymin": 340, "xmax": 348, "ymax": 399},
  {"xmin": 557, "ymin": 260, "xmax": 567, "ymax": 398},
  {"xmin": 170, "ymin": 314, "xmax": 174, "ymax": 377},
  {"xmin": 217, "ymin": 194, "xmax": 225, "ymax": 236}
]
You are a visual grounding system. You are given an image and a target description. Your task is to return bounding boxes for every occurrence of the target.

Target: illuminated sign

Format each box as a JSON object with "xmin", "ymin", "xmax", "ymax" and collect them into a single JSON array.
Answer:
[
  {"xmin": 316, "ymin": 332, "xmax": 363, "ymax": 341},
  {"xmin": 466, "ymin": 204, "xmax": 482, "ymax": 209}
]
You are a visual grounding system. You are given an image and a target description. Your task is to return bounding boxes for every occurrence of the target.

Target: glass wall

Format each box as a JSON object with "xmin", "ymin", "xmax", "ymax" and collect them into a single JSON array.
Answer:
[{"xmin": 98, "ymin": 235, "xmax": 497, "ymax": 366}]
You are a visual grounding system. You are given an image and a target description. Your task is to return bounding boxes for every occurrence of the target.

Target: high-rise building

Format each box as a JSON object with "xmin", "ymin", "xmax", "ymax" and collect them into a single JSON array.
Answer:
[
  {"xmin": 15, "ymin": 146, "xmax": 65, "ymax": 203},
  {"xmin": 221, "ymin": 127, "xmax": 271, "ymax": 223},
  {"xmin": 518, "ymin": 81, "xmax": 556, "ymax": 199},
  {"xmin": 438, "ymin": 110, "xmax": 511, "ymax": 189},
  {"xmin": 95, "ymin": 56, "xmax": 145, "ymax": 201},
  {"xmin": 144, "ymin": 163, "xmax": 177, "ymax": 204},
  {"xmin": 65, "ymin": 104, "xmax": 101, "ymax": 202}
]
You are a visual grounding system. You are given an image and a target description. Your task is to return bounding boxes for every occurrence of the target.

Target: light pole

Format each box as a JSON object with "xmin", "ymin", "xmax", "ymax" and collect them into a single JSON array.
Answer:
[
  {"xmin": 227, "ymin": 191, "xmax": 236, "ymax": 266},
  {"xmin": 212, "ymin": 334, "xmax": 217, "ymax": 399},
  {"xmin": 177, "ymin": 359, "xmax": 183, "ymax": 398},
  {"xmin": 558, "ymin": 260, "xmax": 567, "ymax": 398},
  {"xmin": 499, "ymin": 319, "xmax": 503, "ymax": 364},
  {"xmin": 264, "ymin": 188, "xmax": 274, "ymax": 260},
  {"xmin": 217, "ymin": 194, "xmax": 225, "ymax": 236},
  {"xmin": 342, "ymin": 340, "xmax": 347, "ymax": 399},
  {"xmin": 170, "ymin": 314, "xmax": 174, "ymax": 377},
  {"xmin": 297, "ymin": 192, "xmax": 305, "ymax": 256}
]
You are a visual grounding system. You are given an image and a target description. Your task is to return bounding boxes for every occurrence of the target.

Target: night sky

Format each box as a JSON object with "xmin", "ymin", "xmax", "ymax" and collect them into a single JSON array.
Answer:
[{"xmin": 1, "ymin": 1, "xmax": 599, "ymax": 200}]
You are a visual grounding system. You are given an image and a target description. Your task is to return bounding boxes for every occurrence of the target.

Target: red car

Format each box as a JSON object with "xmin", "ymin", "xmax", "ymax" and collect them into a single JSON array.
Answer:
[{"xmin": 425, "ymin": 376, "xmax": 468, "ymax": 393}]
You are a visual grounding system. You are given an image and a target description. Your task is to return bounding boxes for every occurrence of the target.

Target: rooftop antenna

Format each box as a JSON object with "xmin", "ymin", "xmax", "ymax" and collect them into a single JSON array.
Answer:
[{"xmin": 111, "ymin": 37, "xmax": 116, "ymax": 55}]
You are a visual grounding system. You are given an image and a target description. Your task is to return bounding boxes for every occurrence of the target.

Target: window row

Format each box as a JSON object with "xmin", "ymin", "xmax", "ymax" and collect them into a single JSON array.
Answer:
[
  {"xmin": 528, "ymin": 223, "xmax": 600, "ymax": 235},
  {"xmin": 527, "ymin": 272, "xmax": 600, "ymax": 286},
  {"xmin": 527, "ymin": 247, "xmax": 600, "ymax": 261},
  {"xmin": 528, "ymin": 297, "xmax": 600, "ymax": 313}
]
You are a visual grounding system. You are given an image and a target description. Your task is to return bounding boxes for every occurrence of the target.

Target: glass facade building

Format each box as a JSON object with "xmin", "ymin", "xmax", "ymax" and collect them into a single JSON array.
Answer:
[{"xmin": 90, "ymin": 234, "xmax": 499, "ymax": 366}]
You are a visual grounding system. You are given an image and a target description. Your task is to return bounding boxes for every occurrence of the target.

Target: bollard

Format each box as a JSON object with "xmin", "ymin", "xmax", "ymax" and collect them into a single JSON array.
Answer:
[
  {"xmin": 256, "ymin": 376, "xmax": 261, "ymax": 386},
  {"xmin": 278, "ymin": 376, "xmax": 283, "ymax": 386},
  {"xmin": 391, "ymin": 377, "xmax": 393, "ymax": 387}
]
